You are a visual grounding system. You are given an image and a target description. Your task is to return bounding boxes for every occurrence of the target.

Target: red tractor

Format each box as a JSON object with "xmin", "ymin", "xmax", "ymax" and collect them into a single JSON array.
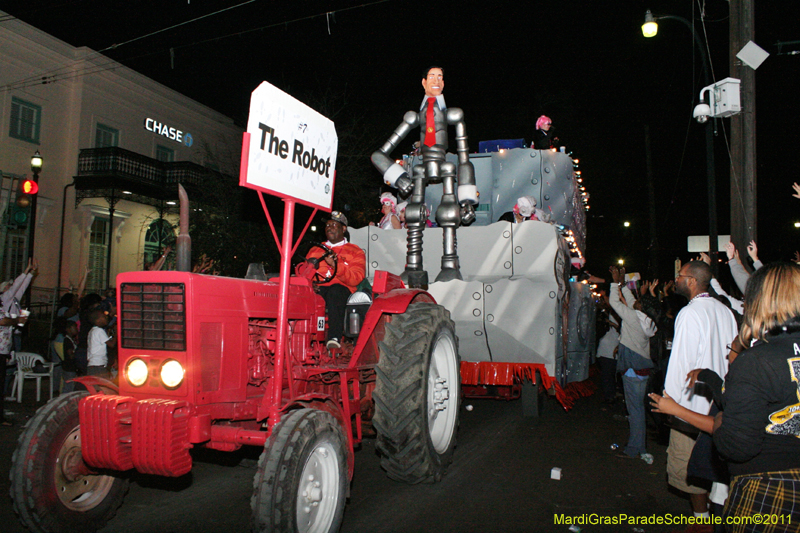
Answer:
[{"xmin": 10, "ymin": 187, "xmax": 461, "ymax": 533}]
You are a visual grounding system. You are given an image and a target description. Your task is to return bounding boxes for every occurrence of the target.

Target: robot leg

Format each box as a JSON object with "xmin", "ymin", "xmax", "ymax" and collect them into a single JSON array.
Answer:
[
  {"xmin": 403, "ymin": 165, "xmax": 428, "ymax": 288},
  {"xmin": 435, "ymin": 161, "xmax": 462, "ymax": 282}
]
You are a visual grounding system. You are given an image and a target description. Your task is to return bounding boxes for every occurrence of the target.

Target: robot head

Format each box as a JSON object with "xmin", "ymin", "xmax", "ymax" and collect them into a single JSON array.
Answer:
[{"xmin": 422, "ymin": 67, "xmax": 445, "ymax": 97}]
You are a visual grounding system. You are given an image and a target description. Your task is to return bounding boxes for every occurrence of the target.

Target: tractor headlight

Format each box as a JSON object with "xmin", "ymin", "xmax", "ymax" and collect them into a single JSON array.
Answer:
[
  {"xmin": 126, "ymin": 358, "xmax": 149, "ymax": 387},
  {"xmin": 160, "ymin": 360, "xmax": 185, "ymax": 389}
]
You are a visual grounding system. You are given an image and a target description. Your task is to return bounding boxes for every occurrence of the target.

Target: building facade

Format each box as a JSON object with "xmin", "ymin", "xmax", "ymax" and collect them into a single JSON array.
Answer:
[{"xmin": 0, "ymin": 11, "xmax": 243, "ymax": 303}]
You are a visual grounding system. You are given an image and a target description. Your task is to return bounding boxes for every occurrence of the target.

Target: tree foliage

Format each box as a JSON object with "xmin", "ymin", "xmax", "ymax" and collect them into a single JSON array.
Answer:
[{"xmin": 185, "ymin": 140, "xmax": 280, "ymax": 277}]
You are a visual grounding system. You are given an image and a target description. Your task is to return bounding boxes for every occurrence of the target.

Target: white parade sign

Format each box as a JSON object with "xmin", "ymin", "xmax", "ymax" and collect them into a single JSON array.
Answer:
[{"xmin": 240, "ymin": 81, "xmax": 337, "ymax": 210}]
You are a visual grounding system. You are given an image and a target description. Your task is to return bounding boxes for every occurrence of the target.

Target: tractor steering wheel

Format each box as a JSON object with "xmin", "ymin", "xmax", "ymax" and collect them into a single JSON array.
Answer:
[{"xmin": 305, "ymin": 243, "xmax": 338, "ymax": 285}]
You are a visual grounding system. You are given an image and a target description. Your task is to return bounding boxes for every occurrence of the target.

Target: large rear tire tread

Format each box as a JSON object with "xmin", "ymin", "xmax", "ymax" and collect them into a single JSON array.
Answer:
[
  {"xmin": 251, "ymin": 408, "xmax": 348, "ymax": 533},
  {"xmin": 373, "ymin": 303, "xmax": 460, "ymax": 484},
  {"xmin": 10, "ymin": 391, "xmax": 129, "ymax": 533}
]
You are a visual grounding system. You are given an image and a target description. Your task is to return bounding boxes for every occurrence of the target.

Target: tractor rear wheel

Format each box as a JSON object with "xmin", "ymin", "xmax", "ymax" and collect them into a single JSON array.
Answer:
[
  {"xmin": 10, "ymin": 391, "xmax": 129, "ymax": 533},
  {"xmin": 373, "ymin": 303, "xmax": 460, "ymax": 483},
  {"xmin": 251, "ymin": 409, "xmax": 348, "ymax": 533}
]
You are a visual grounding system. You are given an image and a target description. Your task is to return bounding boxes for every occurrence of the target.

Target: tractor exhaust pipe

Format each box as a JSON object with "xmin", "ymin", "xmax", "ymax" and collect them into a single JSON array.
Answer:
[{"xmin": 176, "ymin": 184, "xmax": 191, "ymax": 272}]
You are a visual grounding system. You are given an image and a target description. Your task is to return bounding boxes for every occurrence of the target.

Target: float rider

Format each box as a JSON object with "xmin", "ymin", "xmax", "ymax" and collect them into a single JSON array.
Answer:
[{"xmin": 306, "ymin": 211, "xmax": 366, "ymax": 349}]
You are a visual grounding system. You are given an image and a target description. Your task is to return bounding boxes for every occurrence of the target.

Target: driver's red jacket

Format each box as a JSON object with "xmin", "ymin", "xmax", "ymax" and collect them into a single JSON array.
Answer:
[{"xmin": 307, "ymin": 239, "xmax": 366, "ymax": 293}]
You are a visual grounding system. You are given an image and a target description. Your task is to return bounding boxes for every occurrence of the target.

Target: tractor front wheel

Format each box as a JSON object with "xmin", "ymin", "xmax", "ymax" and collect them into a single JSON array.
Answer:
[
  {"xmin": 373, "ymin": 303, "xmax": 460, "ymax": 483},
  {"xmin": 251, "ymin": 408, "xmax": 348, "ymax": 533},
  {"xmin": 10, "ymin": 392, "xmax": 129, "ymax": 533}
]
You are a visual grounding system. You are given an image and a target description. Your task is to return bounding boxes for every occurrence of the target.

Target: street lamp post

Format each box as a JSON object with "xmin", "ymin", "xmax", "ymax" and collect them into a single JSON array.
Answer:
[
  {"xmin": 28, "ymin": 151, "xmax": 42, "ymax": 264},
  {"xmin": 643, "ymin": 10, "xmax": 719, "ymax": 272}
]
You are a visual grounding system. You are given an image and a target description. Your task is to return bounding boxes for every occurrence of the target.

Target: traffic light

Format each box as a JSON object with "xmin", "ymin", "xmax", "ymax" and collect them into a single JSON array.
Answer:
[
  {"xmin": 10, "ymin": 177, "xmax": 38, "ymax": 228},
  {"xmin": 20, "ymin": 178, "xmax": 38, "ymax": 196}
]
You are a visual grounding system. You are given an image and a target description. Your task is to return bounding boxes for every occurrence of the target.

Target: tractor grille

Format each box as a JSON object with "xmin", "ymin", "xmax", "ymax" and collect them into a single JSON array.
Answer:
[{"xmin": 120, "ymin": 283, "xmax": 186, "ymax": 351}]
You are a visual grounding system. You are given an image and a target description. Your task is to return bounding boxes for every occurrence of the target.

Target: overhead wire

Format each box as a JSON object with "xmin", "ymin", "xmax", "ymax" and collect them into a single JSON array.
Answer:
[
  {"xmin": 658, "ymin": 0, "xmax": 736, "ymax": 233},
  {"xmin": 657, "ymin": 0, "xmax": 706, "ymax": 231},
  {"xmin": 2, "ymin": 0, "xmax": 394, "ymax": 93},
  {"xmin": 2, "ymin": 0, "xmax": 257, "ymax": 92},
  {"xmin": 98, "ymin": 0, "xmax": 258, "ymax": 53}
]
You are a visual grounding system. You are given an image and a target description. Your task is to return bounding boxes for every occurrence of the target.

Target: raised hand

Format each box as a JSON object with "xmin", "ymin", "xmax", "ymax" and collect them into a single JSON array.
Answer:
[
  {"xmin": 697, "ymin": 252, "xmax": 711, "ymax": 265},
  {"xmin": 725, "ymin": 241, "xmax": 736, "ymax": 261},
  {"xmin": 609, "ymin": 265, "xmax": 625, "ymax": 284},
  {"xmin": 650, "ymin": 279, "xmax": 659, "ymax": 297},
  {"xmin": 793, "ymin": 182, "xmax": 800, "ymax": 199},
  {"xmin": 747, "ymin": 240, "xmax": 759, "ymax": 262},
  {"xmin": 663, "ymin": 280, "xmax": 674, "ymax": 295},
  {"xmin": 639, "ymin": 280, "xmax": 650, "ymax": 296}
]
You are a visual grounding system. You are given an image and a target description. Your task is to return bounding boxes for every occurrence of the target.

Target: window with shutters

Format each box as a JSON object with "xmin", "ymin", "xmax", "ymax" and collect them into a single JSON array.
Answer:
[
  {"xmin": 9, "ymin": 97, "xmax": 41, "ymax": 143},
  {"xmin": 95, "ymin": 124, "xmax": 119, "ymax": 147},
  {"xmin": 87, "ymin": 218, "xmax": 110, "ymax": 292},
  {"xmin": 143, "ymin": 219, "xmax": 175, "ymax": 269},
  {"xmin": 156, "ymin": 145, "xmax": 174, "ymax": 162}
]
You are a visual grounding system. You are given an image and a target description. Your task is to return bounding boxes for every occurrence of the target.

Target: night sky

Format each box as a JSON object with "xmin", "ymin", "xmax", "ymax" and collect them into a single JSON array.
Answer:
[{"xmin": 3, "ymin": 0, "xmax": 799, "ymax": 280}]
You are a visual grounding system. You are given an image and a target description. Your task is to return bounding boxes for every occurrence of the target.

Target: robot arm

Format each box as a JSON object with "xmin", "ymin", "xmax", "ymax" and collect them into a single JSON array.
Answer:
[
  {"xmin": 371, "ymin": 111, "xmax": 419, "ymax": 195},
  {"xmin": 447, "ymin": 108, "xmax": 478, "ymax": 207}
]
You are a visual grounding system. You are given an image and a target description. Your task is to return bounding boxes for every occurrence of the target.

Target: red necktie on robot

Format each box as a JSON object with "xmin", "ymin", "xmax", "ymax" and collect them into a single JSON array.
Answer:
[{"xmin": 424, "ymin": 97, "xmax": 436, "ymax": 147}]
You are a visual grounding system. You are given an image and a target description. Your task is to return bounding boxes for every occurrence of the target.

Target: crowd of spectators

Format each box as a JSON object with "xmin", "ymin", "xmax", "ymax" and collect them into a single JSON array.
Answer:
[{"xmin": 595, "ymin": 184, "xmax": 800, "ymax": 532}]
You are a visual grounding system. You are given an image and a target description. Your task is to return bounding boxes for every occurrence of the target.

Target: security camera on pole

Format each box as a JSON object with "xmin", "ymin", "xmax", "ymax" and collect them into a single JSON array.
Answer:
[{"xmin": 692, "ymin": 78, "xmax": 742, "ymax": 124}]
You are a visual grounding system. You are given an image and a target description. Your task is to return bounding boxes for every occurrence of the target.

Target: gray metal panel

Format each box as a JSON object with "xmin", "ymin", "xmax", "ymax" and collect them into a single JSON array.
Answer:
[
  {"xmin": 348, "ymin": 226, "xmax": 371, "ymax": 273},
  {"xmin": 539, "ymin": 149, "xmax": 576, "ymax": 227},
  {"xmin": 482, "ymin": 148, "xmax": 576, "ymax": 227},
  {"xmin": 366, "ymin": 226, "xmax": 406, "ymax": 278},
  {"xmin": 426, "ymin": 280, "xmax": 490, "ymax": 363},
  {"xmin": 481, "ymin": 278, "xmax": 559, "ymax": 377},
  {"xmin": 353, "ymin": 220, "xmax": 564, "ymax": 380},
  {"xmin": 451, "ymin": 223, "xmax": 513, "ymax": 280},
  {"xmin": 489, "ymin": 148, "xmax": 541, "ymax": 219},
  {"xmin": 566, "ymin": 281, "xmax": 596, "ymax": 383},
  {"xmin": 510, "ymin": 220, "xmax": 561, "ymax": 281},
  {"xmin": 410, "ymin": 147, "xmax": 578, "ymax": 230}
]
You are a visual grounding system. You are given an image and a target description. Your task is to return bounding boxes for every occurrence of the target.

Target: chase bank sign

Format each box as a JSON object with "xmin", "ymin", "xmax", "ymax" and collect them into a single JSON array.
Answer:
[{"xmin": 144, "ymin": 117, "xmax": 194, "ymax": 147}]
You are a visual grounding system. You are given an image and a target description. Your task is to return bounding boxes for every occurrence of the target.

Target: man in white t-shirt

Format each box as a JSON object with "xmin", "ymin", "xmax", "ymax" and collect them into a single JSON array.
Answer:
[{"xmin": 665, "ymin": 260, "xmax": 737, "ymax": 525}]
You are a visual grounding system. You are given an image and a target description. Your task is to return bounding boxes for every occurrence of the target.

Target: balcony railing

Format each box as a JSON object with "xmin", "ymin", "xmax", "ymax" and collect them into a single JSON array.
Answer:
[{"xmin": 75, "ymin": 147, "xmax": 224, "ymax": 203}]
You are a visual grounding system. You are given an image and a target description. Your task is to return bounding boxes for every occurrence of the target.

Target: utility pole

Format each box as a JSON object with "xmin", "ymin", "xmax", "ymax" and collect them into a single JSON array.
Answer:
[
  {"xmin": 644, "ymin": 125, "xmax": 659, "ymax": 278},
  {"xmin": 729, "ymin": 0, "xmax": 757, "ymax": 261}
]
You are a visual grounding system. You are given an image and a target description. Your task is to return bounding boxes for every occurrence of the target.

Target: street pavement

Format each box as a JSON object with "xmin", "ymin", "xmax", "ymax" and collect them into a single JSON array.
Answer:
[{"xmin": 0, "ymin": 370, "xmax": 696, "ymax": 533}]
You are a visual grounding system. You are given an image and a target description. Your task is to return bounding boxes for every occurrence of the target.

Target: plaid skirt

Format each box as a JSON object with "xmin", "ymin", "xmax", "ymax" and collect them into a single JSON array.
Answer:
[{"xmin": 724, "ymin": 469, "xmax": 800, "ymax": 532}]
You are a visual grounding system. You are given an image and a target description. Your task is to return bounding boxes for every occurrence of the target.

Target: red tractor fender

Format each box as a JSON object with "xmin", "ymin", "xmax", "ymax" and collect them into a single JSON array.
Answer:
[
  {"xmin": 350, "ymin": 287, "xmax": 435, "ymax": 363},
  {"xmin": 71, "ymin": 376, "xmax": 120, "ymax": 396},
  {"xmin": 285, "ymin": 394, "xmax": 346, "ymax": 426}
]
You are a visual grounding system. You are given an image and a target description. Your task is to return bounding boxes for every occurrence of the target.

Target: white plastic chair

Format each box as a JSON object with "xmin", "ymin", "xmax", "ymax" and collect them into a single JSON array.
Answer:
[{"xmin": 11, "ymin": 352, "xmax": 53, "ymax": 403}]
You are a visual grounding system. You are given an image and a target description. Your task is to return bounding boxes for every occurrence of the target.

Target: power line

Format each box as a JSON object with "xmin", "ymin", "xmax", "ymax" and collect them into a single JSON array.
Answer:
[
  {"xmin": 98, "ymin": 0, "xmax": 258, "ymax": 53},
  {"xmin": 2, "ymin": 0, "xmax": 394, "ymax": 93},
  {"xmin": 2, "ymin": 0, "xmax": 257, "ymax": 91}
]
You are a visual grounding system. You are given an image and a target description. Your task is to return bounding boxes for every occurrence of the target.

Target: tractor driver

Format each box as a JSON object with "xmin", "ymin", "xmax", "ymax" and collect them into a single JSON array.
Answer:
[{"xmin": 306, "ymin": 211, "xmax": 366, "ymax": 350}]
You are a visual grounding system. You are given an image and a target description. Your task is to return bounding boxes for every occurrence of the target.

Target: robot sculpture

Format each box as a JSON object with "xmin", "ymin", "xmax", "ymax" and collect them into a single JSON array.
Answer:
[{"xmin": 371, "ymin": 66, "xmax": 479, "ymax": 288}]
